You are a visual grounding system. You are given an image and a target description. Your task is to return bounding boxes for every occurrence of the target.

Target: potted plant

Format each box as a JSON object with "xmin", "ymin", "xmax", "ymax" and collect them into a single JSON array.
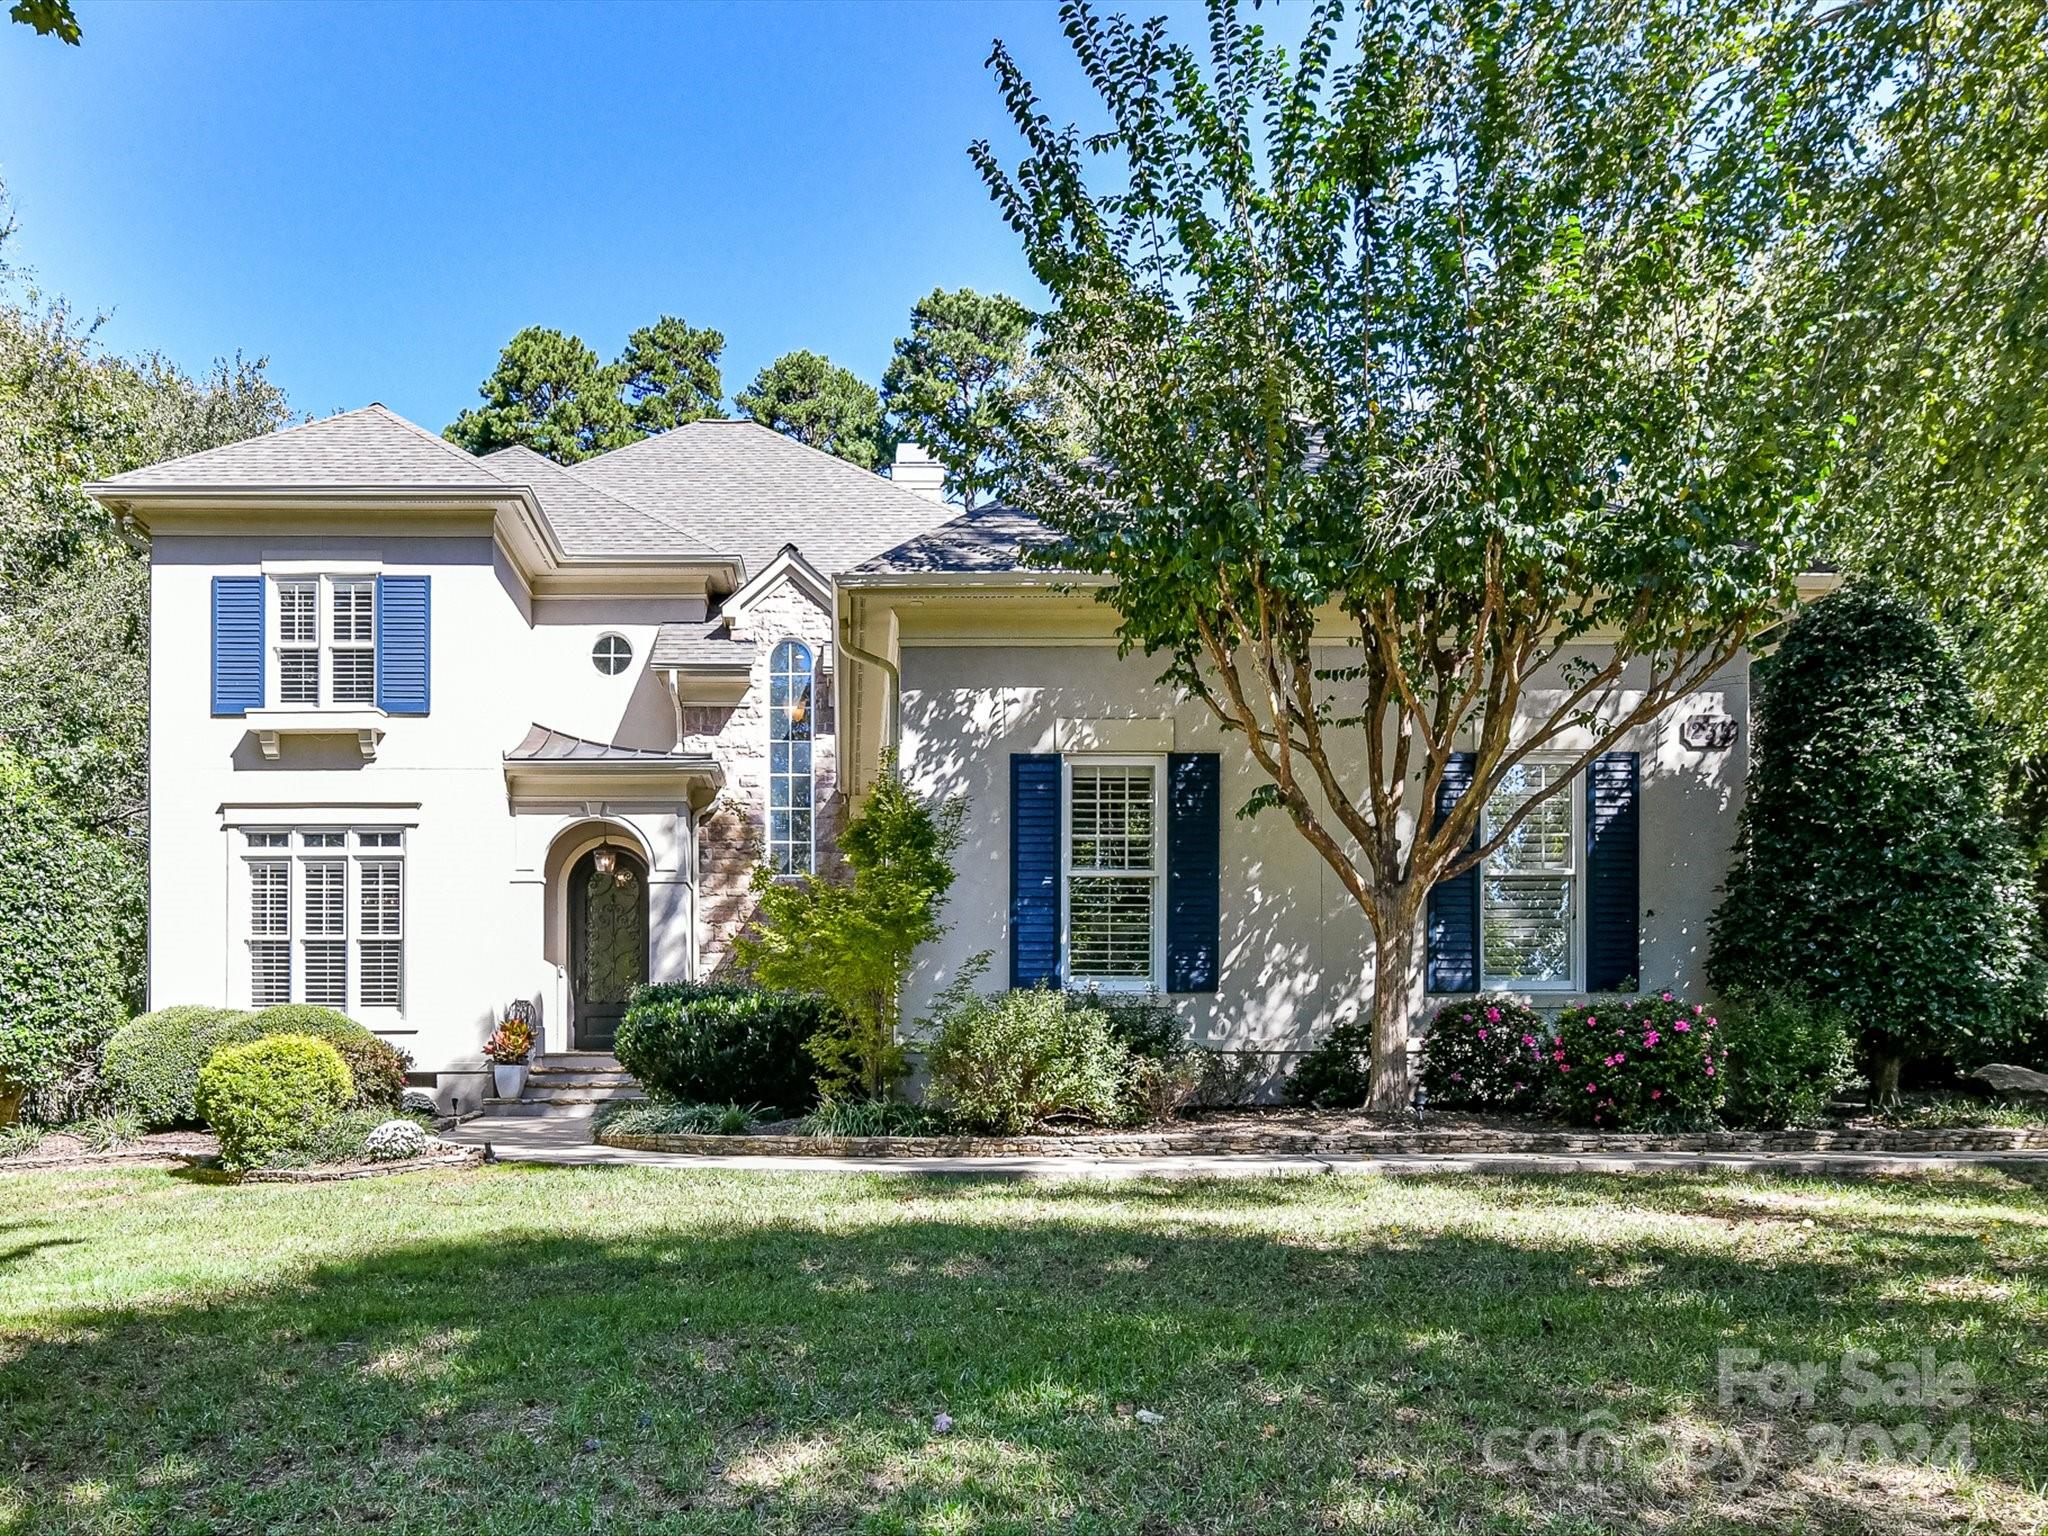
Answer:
[{"xmin": 484, "ymin": 1016, "xmax": 534, "ymax": 1101}]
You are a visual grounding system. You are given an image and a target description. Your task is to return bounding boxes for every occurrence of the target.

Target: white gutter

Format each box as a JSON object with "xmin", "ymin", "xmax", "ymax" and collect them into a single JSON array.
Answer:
[{"xmin": 836, "ymin": 587, "xmax": 901, "ymax": 757}]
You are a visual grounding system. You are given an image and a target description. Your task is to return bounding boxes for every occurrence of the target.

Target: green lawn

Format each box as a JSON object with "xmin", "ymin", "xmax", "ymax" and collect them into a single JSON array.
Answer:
[{"xmin": 2, "ymin": 1165, "xmax": 2044, "ymax": 1534}]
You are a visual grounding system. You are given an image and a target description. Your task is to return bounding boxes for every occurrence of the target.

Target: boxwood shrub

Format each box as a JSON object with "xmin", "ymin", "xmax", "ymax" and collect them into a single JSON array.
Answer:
[
  {"xmin": 1548, "ymin": 993, "xmax": 1727, "ymax": 1128},
  {"xmin": 1418, "ymin": 994, "xmax": 1549, "ymax": 1110},
  {"xmin": 250, "ymin": 1005, "xmax": 411, "ymax": 1110},
  {"xmin": 195, "ymin": 1034, "xmax": 356, "ymax": 1171},
  {"xmin": 102, "ymin": 1005, "xmax": 262, "ymax": 1128},
  {"xmin": 614, "ymin": 982, "xmax": 827, "ymax": 1115}
]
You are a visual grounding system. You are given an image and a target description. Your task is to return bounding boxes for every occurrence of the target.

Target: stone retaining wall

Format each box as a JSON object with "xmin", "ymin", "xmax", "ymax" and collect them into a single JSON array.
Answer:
[{"xmin": 598, "ymin": 1124, "xmax": 2048, "ymax": 1159}]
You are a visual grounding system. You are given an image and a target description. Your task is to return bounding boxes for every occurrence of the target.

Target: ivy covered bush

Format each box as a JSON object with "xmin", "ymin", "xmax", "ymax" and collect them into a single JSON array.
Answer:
[
  {"xmin": 614, "ymin": 982, "xmax": 828, "ymax": 1116},
  {"xmin": 102, "ymin": 1006, "xmax": 261, "ymax": 1128},
  {"xmin": 1716, "ymin": 991, "xmax": 1859, "ymax": 1129},
  {"xmin": 0, "ymin": 749, "xmax": 143, "ymax": 1122},
  {"xmin": 1418, "ymin": 995, "xmax": 1549, "ymax": 1110},
  {"xmin": 1548, "ymin": 994, "xmax": 1726, "ymax": 1128},
  {"xmin": 194, "ymin": 1034, "xmax": 356, "ymax": 1171},
  {"xmin": 925, "ymin": 987, "xmax": 1129, "ymax": 1133},
  {"xmin": 1709, "ymin": 586, "xmax": 2045, "ymax": 1099}
]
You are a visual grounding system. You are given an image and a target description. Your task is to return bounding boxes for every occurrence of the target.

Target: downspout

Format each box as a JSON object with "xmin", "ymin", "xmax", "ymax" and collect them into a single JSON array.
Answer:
[{"xmin": 836, "ymin": 589, "xmax": 900, "ymax": 771}]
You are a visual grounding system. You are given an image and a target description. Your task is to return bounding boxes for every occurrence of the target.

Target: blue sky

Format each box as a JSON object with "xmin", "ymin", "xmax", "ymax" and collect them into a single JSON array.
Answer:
[{"xmin": 0, "ymin": 0, "xmax": 1249, "ymax": 432}]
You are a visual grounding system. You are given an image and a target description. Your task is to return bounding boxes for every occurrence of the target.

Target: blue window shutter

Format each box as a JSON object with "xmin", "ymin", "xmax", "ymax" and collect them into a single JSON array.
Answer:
[
  {"xmin": 1166, "ymin": 752, "xmax": 1221, "ymax": 993},
  {"xmin": 1010, "ymin": 753, "xmax": 1061, "ymax": 988},
  {"xmin": 375, "ymin": 574, "xmax": 431, "ymax": 716},
  {"xmin": 210, "ymin": 576, "xmax": 264, "ymax": 717},
  {"xmin": 1586, "ymin": 751, "xmax": 1641, "ymax": 991},
  {"xmin": 1425, "ymin": 752, "xmax": 1480, "ymax": 993}
]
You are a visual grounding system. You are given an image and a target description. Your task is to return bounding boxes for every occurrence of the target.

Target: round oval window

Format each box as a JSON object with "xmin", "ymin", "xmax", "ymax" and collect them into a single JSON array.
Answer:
[{"xmin": 591, "ymin": 634, "xmax": 633, "ymax": 675}]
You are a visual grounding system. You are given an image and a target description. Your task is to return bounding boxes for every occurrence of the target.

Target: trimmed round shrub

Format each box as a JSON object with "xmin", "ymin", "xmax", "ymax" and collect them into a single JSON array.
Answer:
[
  {"xmin": 1717, "ymin": 990, "xmax": 1859, "ymax": 1129},
  {"xmin": 363, "ymin": 1119, "xmax": 430, "ymax": 1162},
  {"xmin": 1285, "ymin": 1021, "xmax": 1372, "ymax": 1108},
  {"xmin": 925, "ymin": 988, "xmax": 1130, "ymax": 1133},
  {"xmin": 250, "ymin": 1005, "xmax": 409, "ymax": 1110},
  {"xmin": 102, "ymin": 1005, "xmax": 261, "ymax": 1128},
  {"xmin": 1548, "ymin": 994, "xmax": 1726, "ymax": 1128},
  {"xmin": 194, "ymin": 1033, "xmax": 355, "ymax": 1171},
  {"xmin": 0, "ymin": 749, "xmax": 143, "ymax": 1122},
  {"xmin": 1418, "ymin": 994, "xmax": 1549, "ymax": 1110},
  {"xmin": 615, "ymin": 982, "xmax": 827, "ymax": 1115}
]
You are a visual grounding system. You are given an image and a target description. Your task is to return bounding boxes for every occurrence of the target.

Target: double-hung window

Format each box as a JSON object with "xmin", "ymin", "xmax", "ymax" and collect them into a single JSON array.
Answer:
[
  {"xmin": 271, "ymin": 575, "xmax": 376, "ymax": 707},
  {"xmin": 242, "ymin": 827, "xmax": 405, "ymax": 1012},
  {"xmin": 1479, "ymin": 759, "xmax": 1578, "ymax": 989},
  {"xmin": 1063, "ymin": 758, "xmax": 1162, "ymax": 989}
]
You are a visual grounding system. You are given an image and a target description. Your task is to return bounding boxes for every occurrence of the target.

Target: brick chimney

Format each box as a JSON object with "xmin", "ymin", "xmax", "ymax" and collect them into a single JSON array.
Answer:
[{"xmin": 890, "ymin": 442, "xmax": 947, "ymax": 503}]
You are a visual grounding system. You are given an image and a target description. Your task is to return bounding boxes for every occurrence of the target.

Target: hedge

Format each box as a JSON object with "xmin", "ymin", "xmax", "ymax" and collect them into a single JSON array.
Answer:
[{"xmin": 614, "ymin": 982, "xmax": 827, "ymax": 1115}]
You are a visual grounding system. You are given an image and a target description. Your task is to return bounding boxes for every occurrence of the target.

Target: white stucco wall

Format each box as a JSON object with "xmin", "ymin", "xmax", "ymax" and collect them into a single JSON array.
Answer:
[
  {"xmin": 148, "ymin": 528, "xmax": 709, "ymax": 1106},
  {"xmin": 894, "ymin": 642, "xmax": 1750, "ymax": 1069}
]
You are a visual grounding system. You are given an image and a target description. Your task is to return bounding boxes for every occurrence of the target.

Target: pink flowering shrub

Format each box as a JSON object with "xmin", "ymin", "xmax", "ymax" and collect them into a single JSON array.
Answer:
[
  {"xmin": 1547, "ymin": 993, "xmax": 1728, "ymax": 1128},
  {"xmin": 1418, "ymin": 994, "xmax": 1549, "ymax": 1110}
]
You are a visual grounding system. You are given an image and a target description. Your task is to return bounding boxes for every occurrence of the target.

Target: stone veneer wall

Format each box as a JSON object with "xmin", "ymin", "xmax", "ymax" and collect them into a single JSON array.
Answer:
[{"xmin": 689, "ymin": 576, "xmax": 843, "ymax": 977}]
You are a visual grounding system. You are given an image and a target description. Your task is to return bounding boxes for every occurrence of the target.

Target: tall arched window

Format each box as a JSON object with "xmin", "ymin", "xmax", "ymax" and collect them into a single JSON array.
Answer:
[{"xmin": 768, "ymin": 640, "xmax": 815, "ymax": 874}]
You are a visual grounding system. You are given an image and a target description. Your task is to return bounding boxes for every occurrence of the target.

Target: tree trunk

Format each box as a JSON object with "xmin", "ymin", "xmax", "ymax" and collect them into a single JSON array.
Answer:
[
  {"xmin": 1871, "ymin": 1053, "xmax": 1904, "ymax": 1109},
  {"xmin": 1364, "ymin": 892, "xmax": 1421, "ymax": 1113}
]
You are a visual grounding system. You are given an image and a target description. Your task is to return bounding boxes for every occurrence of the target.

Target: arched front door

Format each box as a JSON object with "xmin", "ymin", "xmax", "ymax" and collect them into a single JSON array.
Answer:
[{"xmin": 569, "ymin": 844, "xmax": 648, "ymax": 1051}]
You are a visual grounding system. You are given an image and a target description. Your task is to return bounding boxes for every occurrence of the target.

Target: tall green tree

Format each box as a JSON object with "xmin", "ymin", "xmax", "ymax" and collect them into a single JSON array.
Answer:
[
  {"xmin": 882, "ymin": 287, "xmax": 1036, "ymax": 507},
  {"xmin": 617, "ymin": 314, "xmax": 726, "ymax": 433},
  {"xmin": 0, "ymin": 196, "xmax": 293, "ymax": 1044},
  {"xmin": 443, "ymin": 327, "xmax": 635, "ymax": 463},
  {"xmin": 973, "ymin": 0, "xmax": 1877, "ymax": 1107},
  {"xmin": 736, "ymin": 349, "xmax": 886, "ymax": 468},
  {"xmin": 1709, "ymin": 588, "xmax": 2044, "ymax": 1100},
  {"xmin": 1795, "ymin": 0, "xmax": 2048, "ymax": 757}
]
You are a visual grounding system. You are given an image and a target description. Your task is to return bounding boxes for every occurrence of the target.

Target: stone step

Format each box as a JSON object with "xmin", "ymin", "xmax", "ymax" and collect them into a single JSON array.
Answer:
[
  {"xmin": 481, "ymin": 1096, "xmax": 642, "ymax": 1120},
  {"xmin": 540, "ymin": 1052, "xmax": 625, "ymax": 1072},
  {"xmin": 527, "ymin": 1070, "xmax": 638, "ymax": 1089}
]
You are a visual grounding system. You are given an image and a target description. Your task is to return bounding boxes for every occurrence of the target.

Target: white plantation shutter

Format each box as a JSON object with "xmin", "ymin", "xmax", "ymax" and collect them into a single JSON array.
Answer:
[
  {"xmin": 1481, "ymin": 760, "xmax": 1576, "ymax": 985},
  {"xmin": 277, "ymin": 580, "xmax": 319, "ymax": 704},
  {"xmin": 302, "ymin": 859, "xmax": 347, "ymax": 1007},
  {"xmin": 330, "ymin": 580, "xmax": 376, "ymax": 704},
  {"xmin": 1066, "ymin": 763, "xmax": 1159, "ymax": 982},
  {"xmin": 358, "ymin": 860, "xmax": 403, "ymax": 1007},
  {"xmin": 249, "ymin": 860, "xmax": 291, "ymax": 1005}
]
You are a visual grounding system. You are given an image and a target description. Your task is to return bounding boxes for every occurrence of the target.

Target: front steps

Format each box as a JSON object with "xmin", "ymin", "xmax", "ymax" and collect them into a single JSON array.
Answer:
[{"xmin": 485, "ymin": 1052, "xmax": 646, "ymax": 1119}]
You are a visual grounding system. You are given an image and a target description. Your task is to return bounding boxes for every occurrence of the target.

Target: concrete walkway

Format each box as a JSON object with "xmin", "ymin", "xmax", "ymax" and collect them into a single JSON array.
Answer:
[{"xmin": 445, "ymin": 1114, "xmax": 2048, "ymax": 1181}]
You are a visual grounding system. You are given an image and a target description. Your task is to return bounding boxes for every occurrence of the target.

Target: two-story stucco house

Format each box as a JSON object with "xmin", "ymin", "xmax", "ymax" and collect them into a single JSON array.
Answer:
[{"xmin": 89, "ymin": 403, "xmax": 1792, "ymax": 1111}]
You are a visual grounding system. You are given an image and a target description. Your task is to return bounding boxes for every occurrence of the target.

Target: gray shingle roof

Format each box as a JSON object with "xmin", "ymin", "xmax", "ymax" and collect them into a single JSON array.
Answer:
[
  {"xmin": 96, "ymin": 404, "xmax": 502, "ymax": 489},
  {"xmin": 477, "ymin": 445, "xmax": 720, "ymax": 560},
  {"xmin": 649, "ymin": 619, "xmax": 756, "ymax": 670},
  {"xmin": 852, "ymin": 504, "xmax": 1067, "ymax": 575},
  {"xmin": 572, "ymin": 419, "xmax": 954, "ymax": 577},
  {"xmin": 505, "ymin": 724, "xmax": 703, "ymax": 762}
]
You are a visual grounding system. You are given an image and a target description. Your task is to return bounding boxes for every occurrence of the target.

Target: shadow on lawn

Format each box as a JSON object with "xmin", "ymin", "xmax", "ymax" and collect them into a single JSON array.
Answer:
[{"xmin": 1, "ymin": 1170, "xmax": 2042, "ymax": 1534}]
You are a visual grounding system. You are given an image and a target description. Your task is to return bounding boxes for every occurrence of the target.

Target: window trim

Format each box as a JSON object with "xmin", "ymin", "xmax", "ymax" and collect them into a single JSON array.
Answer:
[
  {"xmin": 766, "ymin": 638, "xmax": 816, "ymax": 877},
  {"xmin": 1477, "ymin": 757, "xmax": 1583, "ymax": 993},
  {"xmin": 591, "ymin": 632, "xmax": 634, "ymax": 676},
  {"xmin": 1059, "ymin": 753, "xmax": 1166, "ymax": 992},
  {"xmin": 235, "ymin": 824, "xmax": 406, "ymax": 1018},
  {"xmin": 265, "ymin": 573, "xmax": 379, "ymax": 712}
]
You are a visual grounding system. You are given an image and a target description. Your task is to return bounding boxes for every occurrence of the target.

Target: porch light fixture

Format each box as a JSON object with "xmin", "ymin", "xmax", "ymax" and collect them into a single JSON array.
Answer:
[{"xmin": 592, "ymin": 844, "xmax": 617, "ymax": 877}]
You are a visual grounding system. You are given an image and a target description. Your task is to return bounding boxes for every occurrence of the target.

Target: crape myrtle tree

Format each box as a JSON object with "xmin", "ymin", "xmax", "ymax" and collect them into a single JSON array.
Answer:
[{"xmin": 973, "ymin": 0, "xmax": 1851, "ymax": 1108}]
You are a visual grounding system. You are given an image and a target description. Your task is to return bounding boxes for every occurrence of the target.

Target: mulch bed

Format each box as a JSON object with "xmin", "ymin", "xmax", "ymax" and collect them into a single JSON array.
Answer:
[
  {"xmin": 233, "ymin": 1145, "xmax": 484, "ymax": 1182},
  {"xmin": 0, "ymin": 1130, "xmax": 217, "ymax": 1173},
  {"xmin": 599, "ymin": 1106, "xmax": 2048, "ymax": 1160}
]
